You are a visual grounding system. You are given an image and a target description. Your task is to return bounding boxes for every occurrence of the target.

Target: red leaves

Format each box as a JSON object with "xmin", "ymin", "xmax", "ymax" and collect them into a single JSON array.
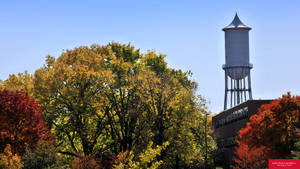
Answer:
[
  {"xmin": 0, "ymin": 90, "xmax": 51, "ymax": 155},
  {"xmin": 70, "ymin": 153, "xmax": 116, "ymax": 169},
  {"xmin": 232, "ymin": 140, "xmax": 267, "ymax": 169},
  {"xmin": 233, "ymin": 93, "xmax": 300, "ymax": 168}
]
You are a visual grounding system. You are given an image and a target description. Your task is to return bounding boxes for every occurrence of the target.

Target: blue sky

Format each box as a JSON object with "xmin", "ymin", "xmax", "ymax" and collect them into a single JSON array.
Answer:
[{"xmin": 1, "ymin": 0, "xmax": 300, "ymax": 113}]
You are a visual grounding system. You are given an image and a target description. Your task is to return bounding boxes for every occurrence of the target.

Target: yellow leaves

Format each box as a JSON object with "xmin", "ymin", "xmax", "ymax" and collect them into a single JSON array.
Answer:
[
  {"xmin": 56, "ymin": 46, "xmax": 107, "ymax": 74},
  {"xmin": 46, "ymin": 55, "xmax": 55, "ymax": 68},
  {"xmin": 0, "ymin": 71, "xmax": 34, "ymax": 97},
  {"xmin": 111, "ymin": 56, "xmax": 132, "ymax": 72},
  {"xmin": 114, "ymin": 141, "xmax": 169, "ymax": 169},
  {"xmin": 28, "ymin": 42, "xmax": 209, "ymax": 168}
]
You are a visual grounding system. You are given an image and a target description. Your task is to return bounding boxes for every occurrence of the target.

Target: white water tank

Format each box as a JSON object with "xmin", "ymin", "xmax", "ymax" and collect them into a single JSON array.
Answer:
[{"xmin": 222, "ymin": 13, "xmax": 252, "ymax": 80}]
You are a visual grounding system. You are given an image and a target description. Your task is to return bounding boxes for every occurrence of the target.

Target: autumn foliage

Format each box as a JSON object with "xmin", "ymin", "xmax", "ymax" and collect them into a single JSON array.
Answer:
[
  {"xmin": 0, "ymin": 90, "xmax": 51, "ymax": 155},
  {"xmin": 0, "ymin": 144, "xmax": 23, "ymax": 169},
  {"xmin": 0, "ymin": 43, "xmax": 216, "ymax": 168},
  {"xmin": 232, "ymin": 93, "xmax": 300, "ymax": 169},
  {"xmin": 70, "ymin": 153, "xmax": 116, "ymax": 169}
]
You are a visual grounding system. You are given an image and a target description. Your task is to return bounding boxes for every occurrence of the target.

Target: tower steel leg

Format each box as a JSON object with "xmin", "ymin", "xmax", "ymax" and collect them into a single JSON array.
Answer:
[
  {"xmin": 224, "ymin": 71, "xmax": 228, "ymax": 110},
  {"xmin": 230, "ymin": 78, "xmax": 233, "ymax": 108},
  {"xmin": 243, "ymin": 77, "xmax": 247, "ymax": 101},
  {"xmin": 237, "ymin": 79, "xmax": 240, "ymax": 104},
  {"xmin": 248, "ymin": 71, "xmax": 253, "ymax": 100}
]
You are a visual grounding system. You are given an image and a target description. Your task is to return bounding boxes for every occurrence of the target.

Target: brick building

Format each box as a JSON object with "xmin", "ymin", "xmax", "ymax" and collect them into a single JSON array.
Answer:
[{"xmin": 212, "ymin": 100, "xmax": 271, "ymax": 168}]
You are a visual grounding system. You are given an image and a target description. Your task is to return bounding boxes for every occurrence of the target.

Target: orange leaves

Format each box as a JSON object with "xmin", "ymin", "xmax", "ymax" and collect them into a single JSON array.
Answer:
[
  {"xmin": 232, "ymin": 141, "xmax": 267, "ymax": 169},
  {"xmin": 0, "ymin": 144, "xmax": 23, "ymax": 169},
  {"xmin": 71, "ymin": 154, "xmax": 103, "ymax": 169},
  {"xmin": 233, "ymin": 93, "xmax": 300, "ymax": 168},
  {"xmin": 70, "ymin": 153, "xmax": 116, "ymax": 169}
]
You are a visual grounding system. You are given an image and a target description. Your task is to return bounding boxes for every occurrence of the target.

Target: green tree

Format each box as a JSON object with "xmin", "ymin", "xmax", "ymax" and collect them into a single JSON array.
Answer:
[
  {"xmin": 191, "ymin": 96, "xmax": 216, "ymax": 168},
  {"xmin": 290, "ymin": 140, "xmax": 300, "ymax": 159},
  {"xmin": 22, "ymin": 142, "xmax": 68, "ymax": 169},
  {"xmin": 99, "ymin": 43, "xmax": 147, "ymax": 153},
  {"xmin": 140, "ymin": 52, "xmax": 214, "ymax": 168}
]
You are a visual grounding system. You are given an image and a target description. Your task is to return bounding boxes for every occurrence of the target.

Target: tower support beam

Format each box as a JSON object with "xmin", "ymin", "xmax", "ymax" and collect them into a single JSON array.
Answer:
[{"xmin": 224, "ymin": 68, "xmax": 252, "ymax": 109}]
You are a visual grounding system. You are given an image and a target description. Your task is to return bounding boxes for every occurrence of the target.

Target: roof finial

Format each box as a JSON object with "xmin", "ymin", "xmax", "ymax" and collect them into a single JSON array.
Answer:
[{"xmin": 222, "ymin": 13, "xmax": 251, "ymax": 31}]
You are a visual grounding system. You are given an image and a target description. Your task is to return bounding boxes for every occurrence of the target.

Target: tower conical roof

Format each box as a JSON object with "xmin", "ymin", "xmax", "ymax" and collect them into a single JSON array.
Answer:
[{"xmin": 222, "ymin": 13, "xmax": 251, "ymax": 31}]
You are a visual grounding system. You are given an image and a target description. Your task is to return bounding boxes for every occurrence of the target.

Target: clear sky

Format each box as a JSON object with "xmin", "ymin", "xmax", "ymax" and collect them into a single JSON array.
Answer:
[{"xmin": 1, "ymin": 0, "xmax": 300, "ymax": 113}]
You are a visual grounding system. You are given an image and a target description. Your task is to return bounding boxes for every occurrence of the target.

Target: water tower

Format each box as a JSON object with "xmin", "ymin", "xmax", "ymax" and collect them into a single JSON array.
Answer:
[{"xmin": 223, "ymin": 13, "xmax": 253, "ymax": 110}]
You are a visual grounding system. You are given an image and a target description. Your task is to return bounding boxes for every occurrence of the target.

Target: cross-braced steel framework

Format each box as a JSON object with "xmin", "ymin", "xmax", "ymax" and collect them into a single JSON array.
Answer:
[{"xmin": 223, "ymin": 67, "xmax": 253, "ymax": 110}]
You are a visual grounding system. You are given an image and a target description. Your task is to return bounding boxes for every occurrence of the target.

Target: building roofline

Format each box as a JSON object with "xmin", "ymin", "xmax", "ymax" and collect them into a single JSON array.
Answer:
[{"xmin": 213, "ymin": 99, "xmax": 273, "ymax": 118}]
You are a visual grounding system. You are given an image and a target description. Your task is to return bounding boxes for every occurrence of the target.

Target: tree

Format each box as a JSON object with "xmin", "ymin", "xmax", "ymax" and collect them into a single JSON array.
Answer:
[
  {"xmin": 114, "ymin": 141, "xmax": 169, "ymax": 169},
  {"xmin": 33, "ymin": 43, "xmax": 147, "ymax": 157},
  {"xmin": 22, "ymin": 142, "xmax": 68, "ymax": 169},
  {"xmin": 0, "ymin": 71, "xmax": 34, "ymax": 97},
  {"xmin": 290, "ymin": 140, "xmax": 300, "ymax": 159},
  {"xmin": 0, "ymin": 144, "xmax": 23, "ymax": 169},
  {"xmin": 232, "ymin": 93, "xmax": 300, "ymax": 168},
  {"xmin": 99, "ymin": 43, "xmax": 146, "ymax": 153},
  {"xmin": 231, "ymin": 141, "xmax": 266, "ymax": 169},
  {"xmin": 70, "ymin": 154, "xmax": 103, "ymax": 169},
  {"xmin": 140, "ymin": 52, "xmax": 214, "ymax": 168},
  {"xmin": 34, "ymin": 47, "xmax": 115, "ymax": 156},
  {"xmin": 30, "ymin": 42, "xmax": 215, "ymax": 168},
  {"xmin": 191, "ymin": 96, "xmax": 216, "ymax": 168},
  {"xmin": 0, "ymin": 90, "xmax": 51, "ymax": 155}
]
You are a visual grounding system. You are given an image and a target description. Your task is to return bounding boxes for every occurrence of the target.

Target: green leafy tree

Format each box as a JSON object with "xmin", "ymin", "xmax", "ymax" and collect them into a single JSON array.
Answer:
[
  {"xmin": 99, "ymin": 43, "xmax": 146, "ymax": 153},
  {"xmin": 138, "ymin": 52, "xmax": 214, "ymax": 168},
  {"xmin": 22, "ymin": 142, "xmax": 68, "ymax": 169},
  {"xmin": 191, "ymin": 96, "xmax": 216, "ymax": 168},
  {"xmin": 290, "ymin": 140, "xmax": 300, "ymax": 159}
]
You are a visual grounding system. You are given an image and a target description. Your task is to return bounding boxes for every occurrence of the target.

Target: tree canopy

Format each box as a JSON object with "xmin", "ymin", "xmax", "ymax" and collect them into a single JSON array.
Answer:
[
  {"xmin": 0, "ymin": 42, "xmax": 216, "ymax": 168},
  {"xmin": 232, "ymin": 93, "xmax": 300, "ymax": 169}
]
